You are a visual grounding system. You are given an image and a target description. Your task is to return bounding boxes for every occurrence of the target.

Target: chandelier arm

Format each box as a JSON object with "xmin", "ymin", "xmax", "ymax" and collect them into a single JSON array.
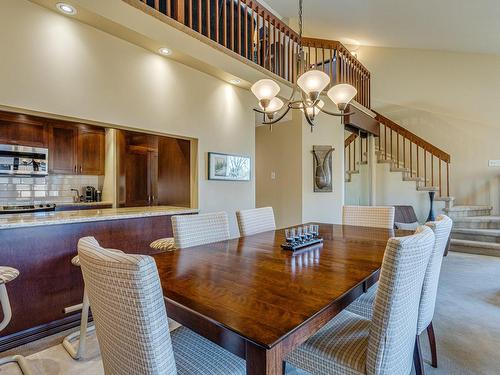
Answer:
[
  {"xmin": 303, "ymin": 109, "xmax": 315, "ymax": 128},
  {"xmin": 318, "ymin": 107, "xmax": 355, "ymax": 117},
  {"xmin": 257, "ymin": 105, "xmax": 293, "ymax": 125}
]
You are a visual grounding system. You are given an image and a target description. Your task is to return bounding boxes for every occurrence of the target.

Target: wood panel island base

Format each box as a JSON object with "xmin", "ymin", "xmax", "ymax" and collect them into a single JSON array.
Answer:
[{"xmin": 0, "ymin": 206, "xmax": 197, "ymax": 351}]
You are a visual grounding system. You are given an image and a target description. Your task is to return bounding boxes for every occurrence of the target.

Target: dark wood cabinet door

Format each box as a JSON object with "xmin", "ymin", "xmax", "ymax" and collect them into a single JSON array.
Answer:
[
  {"xmin": 49, "ymin": 124, "xmax": 77, "ymax": 174},
  {"xmin": 158, "ymin": 137, "xmax": 191, "ymax": 207},
  {"xmin": 0, "ymin": 112, "xmax": 48, "ymax": 147},
  {"xmin": 125, "ymin": 149, "xmax": 151, "ymax": 207},
  {"xmin": 77, "ymin": 127, "xmax": 105, "ymax": 175}
]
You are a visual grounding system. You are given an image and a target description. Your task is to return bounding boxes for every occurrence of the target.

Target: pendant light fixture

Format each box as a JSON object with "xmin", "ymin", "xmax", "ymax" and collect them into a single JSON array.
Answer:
[{"xmin": 251, "ymin": 0, "xmax": 358, "ymax": 131}]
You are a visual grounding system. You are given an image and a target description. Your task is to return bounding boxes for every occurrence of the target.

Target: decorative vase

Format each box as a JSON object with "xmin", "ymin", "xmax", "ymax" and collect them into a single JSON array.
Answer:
[{"xmin": 426, "ymin": 191, "xmax": 436, "ymax": 222}]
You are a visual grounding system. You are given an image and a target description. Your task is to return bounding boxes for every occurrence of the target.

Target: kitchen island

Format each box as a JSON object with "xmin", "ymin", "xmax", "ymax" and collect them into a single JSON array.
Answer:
[{"xmin": 0, "ymin": 206, "xmax": 197, "ymax": 350}]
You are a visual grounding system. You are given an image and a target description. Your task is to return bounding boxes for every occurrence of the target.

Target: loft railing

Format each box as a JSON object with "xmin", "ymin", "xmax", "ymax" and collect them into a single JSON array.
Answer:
[
  {"xmin": 132, "ymin": 0, "xmax": 371, "ymax": 107},
  {"xmin": 375, "ymin": 112, "xmax": 451, "ymax": 197}
]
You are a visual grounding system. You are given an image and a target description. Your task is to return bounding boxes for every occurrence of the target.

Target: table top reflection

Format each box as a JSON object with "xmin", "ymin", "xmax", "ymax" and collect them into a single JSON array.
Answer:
[{"xmin": 153, "ymin": 223, "xmax": 410, "ymax": 349}]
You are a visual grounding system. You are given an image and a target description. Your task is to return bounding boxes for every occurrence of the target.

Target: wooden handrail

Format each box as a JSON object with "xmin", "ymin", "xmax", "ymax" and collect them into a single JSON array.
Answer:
[
  {"xmin": 375, "ymin": 112, "xmax": 450, "ymax": 163},
  {"xmin": 344, "ymin": 133, "xmax": 358, "ymax": 148}
]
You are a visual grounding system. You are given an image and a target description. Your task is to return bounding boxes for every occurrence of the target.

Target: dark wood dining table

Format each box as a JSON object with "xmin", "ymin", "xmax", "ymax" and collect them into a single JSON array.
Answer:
[{"xmin": 153, "ymin": 223, "xmax": 411, "ymax": 374}]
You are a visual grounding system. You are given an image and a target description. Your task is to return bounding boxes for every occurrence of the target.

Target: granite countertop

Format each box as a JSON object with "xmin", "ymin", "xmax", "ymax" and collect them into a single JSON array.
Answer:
[{"xmin": 0, "ymin": 206, "xmax": 198, "ymax": 229}]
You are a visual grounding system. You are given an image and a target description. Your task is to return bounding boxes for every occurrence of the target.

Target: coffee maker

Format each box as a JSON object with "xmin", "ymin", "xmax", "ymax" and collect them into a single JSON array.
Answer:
[{"xmin": 84, "ymin": 186, "xmax": 96, "ymax": 202}]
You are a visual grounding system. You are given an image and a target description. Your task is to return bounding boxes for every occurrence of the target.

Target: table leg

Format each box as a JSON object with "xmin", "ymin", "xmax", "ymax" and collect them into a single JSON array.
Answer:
[{"xmin": 245, "ymin": 341, "xmax": 283, "ymax": 375}]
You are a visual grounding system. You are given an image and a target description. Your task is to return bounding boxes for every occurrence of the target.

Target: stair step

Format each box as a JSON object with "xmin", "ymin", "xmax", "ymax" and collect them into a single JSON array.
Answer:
[
  {"xmin": 451, "ymin": 228, "xmax": 500, "ymax": 243},
  {"xmin": 450, "ymin": 239, "xmax": 500, "ymax": 257},
  {"xmin": 346, "ymin": 170, "xmax": 360, "ymax": 175},
  {"xmin": 390, "ymin": 167, "xmax": 410, "ymax": 173},
  {"xmin": 377, "ymin": 159, "xmax": 393, "ymax": 164},
  {"xmin": 403, "ymin": 176, "xmax": 425, "ymax": 182},
  {"xmin": 435, "ymin": 196, "xmax": 455, "ymax": 202},
  {"xmin": 453, "ymin": 216, "xmax": 500, "ymax": 229},
  {"xmin": 416, "ymin": 186, "xmax": 440, "ymax": 192},
  {"xmin": 357, "ymin": 161, "xmax": 368, "ymax": 165},
  {"xmin": 444, "ymin": 205, "xmax": 492, "ymax": 218}
]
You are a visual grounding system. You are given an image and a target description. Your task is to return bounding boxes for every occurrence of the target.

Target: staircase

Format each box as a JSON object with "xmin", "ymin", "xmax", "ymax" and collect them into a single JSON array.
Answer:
[{"xmin": 344, "ymin": 114, "xmax": 500, "ymax": 257}]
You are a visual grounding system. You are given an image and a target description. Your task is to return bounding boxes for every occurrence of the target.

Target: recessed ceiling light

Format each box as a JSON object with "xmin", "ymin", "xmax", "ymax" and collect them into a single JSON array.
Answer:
[
  {"xmin": 56, "ymin": 3, "xmax": 77, "ymax": 15},
  {"xmin": 158, "ymin": 47, "xmax": 172, "ymax": 56},
  {"xmin": 229, "ymin": 79, "xmax": 241, "ymax": 85}
]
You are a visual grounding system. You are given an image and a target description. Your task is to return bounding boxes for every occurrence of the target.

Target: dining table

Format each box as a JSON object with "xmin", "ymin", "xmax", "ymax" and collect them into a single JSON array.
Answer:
[{"xmin": 153, "ymin": 223, "xmax": 411, "ymax": 374}]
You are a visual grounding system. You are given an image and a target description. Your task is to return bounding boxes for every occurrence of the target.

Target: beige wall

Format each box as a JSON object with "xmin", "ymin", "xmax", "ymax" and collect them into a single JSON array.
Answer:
[
  {"xmin": 358, "ymin": 46, "xmax": 500, "ymax": 214},
  {"xmin": 256, "ymin": 109, "xmax": 345, "ymax": 227},
  {"xmin": 256, "ymin": 114, "xmax": 302, "ymax": 228},
  {"xmin": 0, "ymin": 0, "xmax": 256, "ymax": 236}
]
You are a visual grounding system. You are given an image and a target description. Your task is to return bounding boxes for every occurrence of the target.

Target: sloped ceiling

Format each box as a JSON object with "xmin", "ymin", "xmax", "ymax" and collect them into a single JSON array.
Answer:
[{"xmin": 267, "ymin": 0, "xmax": 500, "ymax": 55}]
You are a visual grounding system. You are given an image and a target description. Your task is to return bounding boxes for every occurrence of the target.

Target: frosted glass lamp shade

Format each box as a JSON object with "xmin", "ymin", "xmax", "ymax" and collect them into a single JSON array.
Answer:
[
  {"xmin": 327, "ymin": 84, "xmax": 357, "ymax": 111},
  {"xmin": 297, "ymin": 70, "xmax": 330, "ymax": 99},
  {"xmin": 259, "ymin": 97, "xmax": 284, "ymax": 113},
  {"xmin": 251, "ymin": 79, "xmax": 280, "ymax": 102}
]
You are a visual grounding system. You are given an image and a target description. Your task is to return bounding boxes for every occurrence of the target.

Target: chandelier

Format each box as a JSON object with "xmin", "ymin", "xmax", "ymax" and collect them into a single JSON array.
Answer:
[{"xmin": 251, "ymin": 0, "xmax": 358, "ymax": 131}]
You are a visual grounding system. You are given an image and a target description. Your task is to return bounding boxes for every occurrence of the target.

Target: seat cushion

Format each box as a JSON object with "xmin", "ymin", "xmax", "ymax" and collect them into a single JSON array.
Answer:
[
  {"xmin": 0, "ymin": 266, "xmax": 19, "ymax": 284},
  {"xmin": 150, "ymin": 237, "xmax": 176, "ymax": 252},
  {"xmin": 171, "ymin": 326, "xmax": 246, "ymax": 375},
  {"xmin": 286, "ymin": 310, "xmax": 370, "ymax": 375},
  {"xmin": 345, "ymin": 284, "xmax": 377, "ymax": 320}
]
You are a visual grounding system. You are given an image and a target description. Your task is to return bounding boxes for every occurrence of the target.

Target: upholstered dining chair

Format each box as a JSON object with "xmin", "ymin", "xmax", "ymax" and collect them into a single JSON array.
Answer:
[
  {"xmin": 171, "ymin": 211, "xmax": 230, "ymax": 248},
  {"xmin": 236, "ymin": 207, "xmax": 276, "ymax": 236},
  {"xmin": 77, "ymin": 237, "xmax": 245, "ymax": 375},
  {"xmin": 285, "ymin": 226, "xmax": 435, "ymax": 375},
  {"xmin": 342, "ymin": 205, "xmax": 395, "ymax": 229},
  {"xmin": 345, "ymin": 215, "xmax": 453, "ymax": 374}
]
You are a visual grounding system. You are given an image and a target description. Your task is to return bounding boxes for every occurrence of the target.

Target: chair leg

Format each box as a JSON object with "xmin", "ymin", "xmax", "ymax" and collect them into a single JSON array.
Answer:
[
  {"xmin": 413, "ymin": 335, "xmax": 425, "ymax": 375},
  {"xmin": 62, "ymin": 288, "xmax": 95, "ymax": 360},
  {"xmin": 0, "ymin": 354, "xmax": 33, "ymax": 375},
  {"xmin": 427, "ymin": 321, "xmax": 438, "ymax": 368}
]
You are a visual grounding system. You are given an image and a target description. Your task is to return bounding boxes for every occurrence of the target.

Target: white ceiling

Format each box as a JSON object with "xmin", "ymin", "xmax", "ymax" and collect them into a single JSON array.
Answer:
[{"xmin": 266, "ymin": 0, "xmax": 500, "ymax": 55}]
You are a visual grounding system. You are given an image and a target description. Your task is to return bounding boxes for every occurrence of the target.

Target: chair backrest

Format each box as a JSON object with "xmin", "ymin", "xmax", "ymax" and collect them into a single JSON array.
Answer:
[
  {"xmin": 417, "ymin": 215, "xmax": 453, "ymax": 334},
  {"xmin": 78, "ymin": 237, "xmax": 177, "ymax": 375},
  {"xmin": 366, "ymin": 226, "xmax": 435, "ymax": 375},
  {"xmin": 171, "ymin": 212, "xmax": 230, "ymax": 248},
  {"xmin": 393, "ymin": 205, "xmax": 418, "ymax": 229},
  {"xmin": 342, "ymin": 205, "xmax": 395, "ymax": 229},
  {"xmin": 236, "ymin": 207, "xmax": 276, "ymax": 236}
]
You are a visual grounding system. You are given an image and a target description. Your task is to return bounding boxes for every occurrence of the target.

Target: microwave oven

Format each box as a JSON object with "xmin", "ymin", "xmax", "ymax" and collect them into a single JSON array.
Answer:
[{"xmin": 0, "ymin": 144, "xmax": 49, "ymax": 176}]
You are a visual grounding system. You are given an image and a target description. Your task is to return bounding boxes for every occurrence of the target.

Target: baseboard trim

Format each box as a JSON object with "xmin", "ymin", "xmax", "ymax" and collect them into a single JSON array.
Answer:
[{"xmin": 0, "ymin": 314, "xmax": 87, "ymax": 352}]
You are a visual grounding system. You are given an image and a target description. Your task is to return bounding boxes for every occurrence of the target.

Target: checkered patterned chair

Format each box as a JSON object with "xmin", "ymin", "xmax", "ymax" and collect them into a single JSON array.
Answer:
[
  {"xmin": 236, "ymin": 207, "xmax": 276, "ymax": 236},
  {"xmin": 346, "ymin": 215, "xmax": 453, "ymax": 372},
  {"xmin": 172, "ymin": 211, "xmax": 230, "ymax": 248},
  {"xmin": 78, "ymin": 237, "xmax": 245, "ymax": 375},
  {"xmin": 342, "ymin": 205, "xmax": 395, "ymax": 229},
  {"xmin": 0, "ymin": 267, "xmax": 33, "ymax": 374},
  {"xmin": 285, "ymin": 226, "xmax": 435, "ymax": 375}
]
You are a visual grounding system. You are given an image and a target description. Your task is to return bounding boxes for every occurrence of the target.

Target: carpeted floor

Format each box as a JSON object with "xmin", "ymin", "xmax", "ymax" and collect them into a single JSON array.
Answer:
[{"xmin": 1, "ymin": 252, "xmax": 499, "ymax": 375}]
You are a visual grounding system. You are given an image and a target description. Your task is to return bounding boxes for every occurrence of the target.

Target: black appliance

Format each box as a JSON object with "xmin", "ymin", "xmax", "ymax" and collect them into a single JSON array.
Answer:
[
  {"xmin": 85, "ymin": 186, "xmax": 96, "ymax": 202},
  {"xmin": 0, "ymin": 204, "xmax": 56, "ymax": 215}
]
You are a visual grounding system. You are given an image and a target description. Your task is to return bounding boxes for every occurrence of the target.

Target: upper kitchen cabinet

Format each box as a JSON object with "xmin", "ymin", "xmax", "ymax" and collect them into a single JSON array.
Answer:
[
  {"xmin": 49, "ymin": 123, "xmax": 78, "ymax": 174},
  {"xmin": 48, "ymin": 123, "xmax": 105, "ymax": 175},
  {"xmin": 0, "ymin": 111, "xmax": 48, "ymax": 148},
  {"xmin": 77, "ymin": 126, "xmax": 105, "ymax": 175}
]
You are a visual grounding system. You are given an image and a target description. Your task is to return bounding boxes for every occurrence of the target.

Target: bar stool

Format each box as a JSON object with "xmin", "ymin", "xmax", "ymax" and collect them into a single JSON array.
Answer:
[
  {"xmin": 149, "ymin": 237, "xmax": 176, "ymax": 252},
  {"xmin": 0, "ymin": 266, "xmax": 33, "ymax": 375},
  {"xmin": 62, "ymin": 255, "xmax": 95, "ymax": 360}
]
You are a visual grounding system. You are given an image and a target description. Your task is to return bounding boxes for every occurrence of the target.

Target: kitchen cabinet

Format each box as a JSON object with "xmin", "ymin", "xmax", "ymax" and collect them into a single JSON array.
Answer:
[
  {"xmin": 48, "ymin": 124, "xmax": 105, "ymax": 175},
  {"xmin": 49, "ymin": 124, "xmax": 78, "ymax": 174},
  {"xmin": 77, "ymin": 126, "xmax": 105, "ymax": 175},
  {"xmin": 118, "ymin": 130, "xmax": 191, "ymax": 208},
  {"xmin": 0, "ymin": 112, "xmax": 48, "ymax": 148}
]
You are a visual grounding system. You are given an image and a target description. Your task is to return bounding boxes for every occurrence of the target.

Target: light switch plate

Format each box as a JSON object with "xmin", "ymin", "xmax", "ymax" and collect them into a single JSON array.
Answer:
[
  {"xmin": 271, "ymin": 172, "xmax": 276, "ymax": 180},
  {"xmin": 488, "ymin": 160, "xmax": 500, "ymax": 167}
]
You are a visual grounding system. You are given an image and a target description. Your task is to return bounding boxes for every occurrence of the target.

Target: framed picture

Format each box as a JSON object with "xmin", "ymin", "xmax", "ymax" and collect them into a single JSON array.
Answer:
[{"xmin": 208, "ymin": 152, "xmax": 251, "ymax": 181}]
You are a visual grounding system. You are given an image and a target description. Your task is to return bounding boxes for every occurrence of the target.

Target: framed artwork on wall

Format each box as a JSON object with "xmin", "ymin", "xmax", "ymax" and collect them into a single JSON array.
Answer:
[{"xmin": 208, "ymin": 152, "xmax": 251, "ymax": 181}]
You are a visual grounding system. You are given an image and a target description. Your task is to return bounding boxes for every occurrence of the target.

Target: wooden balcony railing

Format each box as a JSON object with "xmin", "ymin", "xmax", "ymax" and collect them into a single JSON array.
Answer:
[
  {"xmin": 134, "ymin": 0, "xmax": 370, "ymax": 107},
  {"xmin": 375, "ymin": 112, "xmax": 451, "ymax": 197}
]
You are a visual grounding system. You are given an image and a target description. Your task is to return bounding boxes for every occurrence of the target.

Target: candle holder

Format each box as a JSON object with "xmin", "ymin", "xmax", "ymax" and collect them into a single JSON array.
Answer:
[{"xmin": 282, "ymin": 225, "xmax": 323, "ymax": 251}]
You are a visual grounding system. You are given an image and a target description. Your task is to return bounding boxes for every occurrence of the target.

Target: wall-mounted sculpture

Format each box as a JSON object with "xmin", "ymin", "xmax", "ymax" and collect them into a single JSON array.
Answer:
[{"xmin": 312, "ymin": 146, "xmax": 334, "ymax": 192}]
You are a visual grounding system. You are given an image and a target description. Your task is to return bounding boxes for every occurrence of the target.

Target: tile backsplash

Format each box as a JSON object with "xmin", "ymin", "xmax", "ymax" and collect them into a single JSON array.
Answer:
[{"xmin": 0, "ymin": 175, "xmax": 104, "ymax": 205}]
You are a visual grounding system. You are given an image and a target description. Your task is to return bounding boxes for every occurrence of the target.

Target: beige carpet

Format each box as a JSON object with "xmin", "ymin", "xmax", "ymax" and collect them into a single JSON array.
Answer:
[{"xmin": 1, "ymin": 252, "xmax": 499, "ymax": 375}]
